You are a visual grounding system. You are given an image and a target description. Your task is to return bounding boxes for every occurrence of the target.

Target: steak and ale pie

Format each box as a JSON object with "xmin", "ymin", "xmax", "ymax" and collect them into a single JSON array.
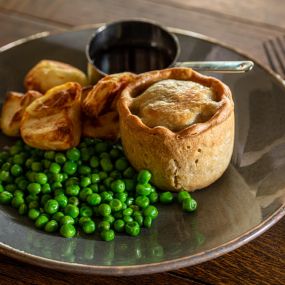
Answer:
[{"xmin": 117, "ymin": 68, "xmax": 234, "ymax": 192}]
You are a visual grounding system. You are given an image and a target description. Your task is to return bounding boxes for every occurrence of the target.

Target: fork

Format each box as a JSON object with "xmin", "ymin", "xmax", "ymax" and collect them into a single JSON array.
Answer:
[{"xmin": 263, "ymin": 36, "xmax": 285, "ymax": 78}]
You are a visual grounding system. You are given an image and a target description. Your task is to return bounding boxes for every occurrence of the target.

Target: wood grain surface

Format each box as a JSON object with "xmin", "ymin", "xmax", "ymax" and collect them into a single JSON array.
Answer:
[{"xmin": 0, "ymin": 1, "xmax": 284, "ymax": 284}]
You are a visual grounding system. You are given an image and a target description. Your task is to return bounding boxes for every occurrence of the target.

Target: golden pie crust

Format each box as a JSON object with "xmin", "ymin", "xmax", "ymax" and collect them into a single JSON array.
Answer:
[{"xmin": 117, "ymin": 68, "xmax": 234, "ymax": 192}]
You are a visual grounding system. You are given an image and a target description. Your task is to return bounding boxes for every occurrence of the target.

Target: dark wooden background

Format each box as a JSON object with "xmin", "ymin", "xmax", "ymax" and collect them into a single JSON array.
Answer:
[{"xmin": 0, "ymin": 1, "xmax": 285, "ymax": 284}]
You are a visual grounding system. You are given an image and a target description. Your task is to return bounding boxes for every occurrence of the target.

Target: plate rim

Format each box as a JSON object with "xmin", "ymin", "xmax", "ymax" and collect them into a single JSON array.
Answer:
[{"xmin": 0, "ymin": 23, "xmax": 285, "ymax": 276}]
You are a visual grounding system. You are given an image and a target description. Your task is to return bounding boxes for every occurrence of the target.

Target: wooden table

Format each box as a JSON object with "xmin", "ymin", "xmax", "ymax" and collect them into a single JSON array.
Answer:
[{"xmin": 0, "ymin": 1, "xmax": 284, "ymax": 284}]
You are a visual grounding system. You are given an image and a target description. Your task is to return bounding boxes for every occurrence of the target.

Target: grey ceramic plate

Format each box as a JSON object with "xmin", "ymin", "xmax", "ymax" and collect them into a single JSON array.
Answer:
[{"xmin": 0, "ymin": 25, "xmax": 285, "ymax": 276}]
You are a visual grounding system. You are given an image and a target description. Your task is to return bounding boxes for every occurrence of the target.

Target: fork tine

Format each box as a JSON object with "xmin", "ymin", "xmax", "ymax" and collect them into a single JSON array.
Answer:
[
  {"xmin": 268, "ymin": 38, "xmax": 285, "ymax": 75},
  {"xmin": 263, "ymin": 41, "xmax": 279, "ymax": 74},
  {"xmin": 276, "ymin": 36, "xmax": 285, "ymax": 57}
]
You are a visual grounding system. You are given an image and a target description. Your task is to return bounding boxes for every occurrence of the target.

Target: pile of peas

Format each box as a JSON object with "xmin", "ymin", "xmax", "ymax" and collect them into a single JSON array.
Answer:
[{"xmin": 0, "ymin": 138, "xmax": 197, "ymax": 241}]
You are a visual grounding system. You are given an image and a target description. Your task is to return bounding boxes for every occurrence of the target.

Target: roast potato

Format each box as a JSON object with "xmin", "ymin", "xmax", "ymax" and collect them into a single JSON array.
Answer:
[
  {"xmin": 82, "ymin": 112, "xmax": 120, "ymax": 140},
  {"xmin": 21, "ymin": 82, "xmax": 81, "ymax": 150},
  {"xmin": 1, "ymin": 90, "xmax": 42, "ymax": 136},
  {"xmin": 82, "ymin": 72, "xmax": 136, "ymax": 118},
  {"xmin": 24, "ymin": 60, "xmax": 88, "ymax": 93}
]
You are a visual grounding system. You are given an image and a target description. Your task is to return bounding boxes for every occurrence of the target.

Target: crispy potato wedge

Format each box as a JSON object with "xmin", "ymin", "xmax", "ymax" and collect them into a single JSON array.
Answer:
[
  {"xmin": 21, "ymin": 82, "xmax": 81, "ymax": 150},
  {"xmin": 82, "ymin": 72, "xmax": 136, "ymax": 118},
  {"xmin": 1, "ymin": 90, "xmax": 42, "ymax": 136},
  {"xmin": 24, "ymin": 60, "xmax": 88, "ymax": 93},
  {"xmin": 82, "ymin": 111, "xmax": 120, "ymax": 140}
]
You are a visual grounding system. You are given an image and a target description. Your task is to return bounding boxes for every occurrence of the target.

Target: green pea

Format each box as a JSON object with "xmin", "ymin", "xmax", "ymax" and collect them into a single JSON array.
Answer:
[
  {"xmin": 98, "ymin": 171, "xmax": 108, "ymax": 180},
  {"xmin": 123, "ymin": 215, "xmax": 133, "ymax": 223},
  {"xmin": 100, "ymin": 229, "xmax": 115, "ymax": 241},
  {"xmin": 90, "ymin": 156, "xmax": 99, "ymax": 168},
  {"xmin": 86, "ymin": 193, "xmax": 101, "ymax": 206},
  {"xmin": 44, "ymin": 199, "xmax": 59, "ymax": 214},
  {"xmin": 159, "ymin": 192, "xmax": 174, "ymax": 204},
  {"xmin": 135, "ymin": 196, "xmax": 150, "ymax": 209},
  {"xmin": 100, "ymin": 191, "xmax": 113, "ymax": 202},
  {"xmin": 110, "ymin": 170, "xmax": 122, "ymax": 179},
  {"xmin": 55, "ymin": 153, "xmax": 66, "ymax": 164},
  {"xmin": 123, "ymin": 207, "xmax": 133, "ymax": 216},
  {"xmin": 114, "ymin": 219, "xmax": 125, "ymax": 232},
  {"xmin": 17, "ymin": 179, "xmax": 29, "ymax": 190},
  {"xmin": 0, "ymin": 151, "xmax": 9, "ymax": 161},
  {"xmin": 29, "ymin": 200, "xmax": 40, "ymax": 209},
  {"xmin": 27, "ymin": 183, "xmax": 41, "ymax": 195},
  {"xmin": 10, "ymin": 164, "xmax": 23, "ymax": 176},
  {"xmin": 64, "ymin": 204, "xmax": 79, "ymax": 218},
  {"xmin": 28, "ymin": 208, "xmax": 40, "ymax": 220},
  {"xmin": 178, "ymin": 191, "xmax": 191, "ymax": 203},
  {"xmin": 41, "ymin": 183, "xmax": 51, "ymax": 194},
  {"xmin": 0, "ymin": 170, "xmax": 10, "ymax": 182},
  {"xmin": 11, "ymin": 195, "xmax": 24, "ymax": 208},
  {"xmin": 13, "ymin": 154, "xmax": 26, "ymax": 165},
  {"xmin": 182, "ymin": 198, "xmax": 197, "ymax": 212},
  {"xmin": 35, "ymin": 214, "xmax": 49, "ymax": 229},
  {"xmin": 79, "ymin": 205, "xmax": 93, "ymax": 217},
  {"xmin": 80, "ymin": 147, "xmax": 91, "ymax": 161},
  {"xmin": 31, "ymin": 162, "xmax": 42, "ymax": 172},
  {"xmin": 125, "ymin": 221, "xmax": 140, "ymax": 237},
  {"xmin": 0, "ymin": 184, "xmax": 4, "ymax": 193},
  {"xmin": 66, "ymin": 184, "xmax": 80, "ymax": 196},
  {"xmin": 115, "ymin": 192, "xmax": 128, "ymax": 203},
  {"xmin": 82, "ymin": 220, "xmax": 96, "ymax": 234},
  {"xmin": 26, "ymin": 171, "xmax": 36, "ymax": 182},
  {"xmin": 42, "ymin": 159, "xmax": 51, "ymax": 169},
  {"xmin": 26, "ymin": 194, "xmax": 39, "ymax": 203},
  {"xmin": 34, "ymin": 173, "xmax": 48, "ymax": 185},
  {"xmin": 79, "ymin": 216, "xmax": 91, "ymax": 226},
  {"xmin": 90, "ymin": 173, "xmax": 100, "ymax": 184},
  {"xmin": 125, "ymin": 197, "xmax": 134, "ymax": 206},
  {"xmin": 65, "ymin": 177, "xmax": 79, "ymax": 186},
  {"xmin": 44, "ymin": 220, "xmax": 58, "ymax": 233},
  {"xmin": 95, "ymin": 142, "xmax": 108, "ymax": 154},
  {"xmin": 18, "ymin": 203, "xmax": 28, "ymax": 215},
  {"xmin": 60, "ymin": 215, "xmax": 75, "ymax": 225},
  {"xmin": 78, "ymin": 165, "xmax": 91, "ymax": 175},
  {"xmin": 9, "ymin": 145, "xmax": 22, "ymax": 155},
  {"xmin": 143, "ymin": 216, "xmax": 152, "ymax": 228},
  {"xmin": 5, "ymin": 184, "xmax": 16, "ymax": 193},
  {"xmin": 68, "ymin": 196, "xmax": 79, "ymax": 206},
  {"xmin": 44, "ymin": 151, "xmax": 55, "ymax": 160},
  {"xmin": 98, "ymin": 203, "xmax": 111, "ymax": 217},
  {"xmin": 54, "ymin": 189, "xmax": 64, "ymax": 196},
  {"xmin": 109, "ymin": 148, "xmax": 120, "ymax": 159},
  {"xmin": 52, "ymin": 173, "xmax": 64, "ymax": 182},
  {"xmin": 2, "ymin": 162, "xmax": 11, "ymax": 171},
  {"xmin": 103, "ymin": 177, "xmax": 114, "ymax": 188},
  {"xmin": 149, "ymin": 192, "xmax": 159, "ymax": 204},
  {"xmin": 123, "ymin": 179, "xmax": 136, "ymax": 192},
  {"xmin": 100, "ymin": 158, "xmax": 113, "ymax": 172},
  {"xmin": 14, "ymin": 190, "xmax": 24, "ymax": 197},
  {"xmin": 115, "ymin": 158, "xmax": 129, "ymax": 171},
  {"xmin": 80, "ymin": 176, "xmax": 91, "ymax": 187},
  {"xmin": 52, "ymin": 212, "xmax": 64, "ymax": 222},
  {"xmin": 137, "ymin": 170, "xmax": 152, "ymax": 184},
  {"xmin": 66, "ymin": 148, "xmax": 80, "ymax": 161},
  {"xmin": 109, "ymin": 199, "xmax": 122, "ymax": 212},
  {"xmin": 123, "ymin": 167, "xmax": 136, "ymax": 178},
  {"xmin": 63, "ymin": 161, "xmax": 77, "ymax": 175},
  {"xmin": 98, "ymin": 221, "xmax": 111, "ymax": 231},
  {"xmin": 136, "ymin": 184, "xmax": 152, "ymax": 196},
  {"xmin": 90, "ymin": 183, "xmax": 99, "ymax": 193},
  {"xmin": 113, "ymin": 211, "xmax": 123, "ymax": 219},
  {"xmin": 49, "ymin": 162, "xmax": 61, "ymax": 174},
  {"xmin": 100, "ymin": 152, "xmax": 110, "ymax": 159},
  {"xmin": 60, "ymin": 224, "xmax": 76, "ymax": 238},
  {"xmin": 79, "ymin": 188, "xmax": 93, "ymax": 201},
  {"xmin": 143, "ymin": 205, "xmax": 158, "ymax": 219},
  {"xmin": 111, "ymin": 180, "xmax": 125, "ymax": 193},
  {"xmin": 102, "ymin": 215, "xmax": 115, "ymax": 224}
]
